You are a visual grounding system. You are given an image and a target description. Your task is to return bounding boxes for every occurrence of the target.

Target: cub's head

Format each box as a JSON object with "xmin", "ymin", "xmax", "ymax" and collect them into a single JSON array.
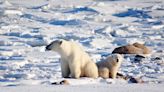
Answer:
[
  {"xmin": 106, "ymin": 54, "xmax": 123, "ymax": 66},
  {"xmin": 45, "ymin": 40, "xmax": 63, "ymax": 51}
]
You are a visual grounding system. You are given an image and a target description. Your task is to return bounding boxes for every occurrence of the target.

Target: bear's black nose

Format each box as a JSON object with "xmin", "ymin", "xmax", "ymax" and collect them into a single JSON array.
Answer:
[{"xmin": 45, "ymin": 45, "xmax": 51, "ymax": 51}]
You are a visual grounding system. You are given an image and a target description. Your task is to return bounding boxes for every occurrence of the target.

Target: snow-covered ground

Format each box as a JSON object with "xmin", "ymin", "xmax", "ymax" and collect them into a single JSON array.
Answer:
[
  {"xmin": 0, "ymin": 0, "xmax": 164, "ymax": 91},
  {"xmin": 1, "ymin": 84, "xmax": 164, "ymax": 92}
]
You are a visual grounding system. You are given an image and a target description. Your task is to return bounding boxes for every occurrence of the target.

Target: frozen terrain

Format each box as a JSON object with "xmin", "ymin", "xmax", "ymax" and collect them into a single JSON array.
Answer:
[{"xmin": 0, "ymin": 0, "xmax": 164, "ymax": 91}]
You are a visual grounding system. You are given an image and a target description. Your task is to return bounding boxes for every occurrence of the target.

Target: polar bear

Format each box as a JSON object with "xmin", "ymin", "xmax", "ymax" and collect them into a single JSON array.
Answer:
[
  {"xmin": 132, "ymin": 42, "xmax": 151, "ymax": 54},
  {"xmin": 112, "ymin": 45, "xmax": 143, "ymax": 54},
  {"xmin": 112, "ymin": 42, "xmax": 151, "ymax": 55},
  {"xmin": 45, "ymin": 39, "xmax": 98, "ymax": 79},
  {"xmin": 96, "ymin": 54, "xmax": 123, "ymax": 79}
]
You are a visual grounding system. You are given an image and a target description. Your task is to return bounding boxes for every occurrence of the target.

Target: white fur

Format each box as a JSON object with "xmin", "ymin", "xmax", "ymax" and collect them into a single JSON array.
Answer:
[
  {"xmin": 96, "ymin": 54, "xmax": 123, "ymax": 79},
  {"xmin": 46, "ymin": 39, "xmax": 98, "ymax": 78}
]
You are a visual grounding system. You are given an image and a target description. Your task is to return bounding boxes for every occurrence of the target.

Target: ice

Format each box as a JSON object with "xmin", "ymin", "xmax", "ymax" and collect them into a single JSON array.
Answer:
[
  {"xmin": 0, "ymin": 0, "xmax": 164, "ymax": 91},
  {"xmin": 3, "ymin": 9, "xmax": 23, "ymax": 15},
  {"xmin": 1, "ymin": 0, "xmax": 12, "ymax": 7},
  {"xmin": 90, "ymin": 38, "xmax": 112, "ymax": 49}
]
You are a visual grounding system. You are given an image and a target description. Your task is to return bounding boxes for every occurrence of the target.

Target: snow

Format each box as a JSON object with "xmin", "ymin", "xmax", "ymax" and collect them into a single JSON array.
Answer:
[
  {"xmin": 1, "ymin": 84, "xmax": 164, "ymax": 92},
  {"xmin": 0, "ymin": 0, "xmax": 164, "ymax": 91}
]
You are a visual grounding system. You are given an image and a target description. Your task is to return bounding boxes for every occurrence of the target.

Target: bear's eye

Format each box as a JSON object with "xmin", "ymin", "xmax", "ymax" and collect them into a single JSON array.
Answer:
[{"xmin": 116, "ymin": 59, "xmax": 119, "ymax": 63}]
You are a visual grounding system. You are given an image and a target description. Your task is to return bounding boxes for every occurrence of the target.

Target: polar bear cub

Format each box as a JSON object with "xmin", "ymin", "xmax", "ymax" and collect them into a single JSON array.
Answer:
[
  {"xmin": 96, "ymin": 54, "xmax": 123, "ymax": 79},
  {"xmin": 46, "ymin": 39, "xmax": 98, "ymax": 79}
]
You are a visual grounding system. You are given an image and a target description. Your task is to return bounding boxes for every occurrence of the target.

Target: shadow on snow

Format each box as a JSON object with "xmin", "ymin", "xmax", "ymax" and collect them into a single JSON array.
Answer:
[
  {"xmin": 113, "ymin": 8, "xmax": 152, "ymax": 19},
  {"xmin": 63, "ymin": 7, "xmax": 99, "ymax": 14},
  {"xmin": 49, "ymin": 19, "xmax": 85, "ymax": 26}
]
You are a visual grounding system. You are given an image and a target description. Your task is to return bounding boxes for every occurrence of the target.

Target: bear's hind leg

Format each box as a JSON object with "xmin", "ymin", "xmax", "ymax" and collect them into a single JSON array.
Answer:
[
  {"xmin": 84, "ymin": 62, "xmax": 98, "ymax": 78},
  {"xmin": 98, "ymin": 67, "xmax": 109, "ymax": 79}
]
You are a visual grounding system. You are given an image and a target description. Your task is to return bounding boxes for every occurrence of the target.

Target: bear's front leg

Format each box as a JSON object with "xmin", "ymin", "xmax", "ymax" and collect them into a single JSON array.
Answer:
[
  {"xmin": 69, "ymin": 62, "xmax": 81, "ymax": 79},
  {"xmin": 110, "ymin": 67, "xmax": 117, "ymax": 79},
  {"xmin": 60, "ymin": 61, "xmax": 70, "ymax": 78}
]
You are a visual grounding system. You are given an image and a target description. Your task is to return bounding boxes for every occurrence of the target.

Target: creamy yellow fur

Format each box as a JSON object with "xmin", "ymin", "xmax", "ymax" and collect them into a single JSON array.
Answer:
[
  {"xmin": 96, "ymin": 54, "xmax": 123, "ymax": 79},
  {"xmin": 46, "ymin": 39, "xmax": 98, "ymax": 78}
]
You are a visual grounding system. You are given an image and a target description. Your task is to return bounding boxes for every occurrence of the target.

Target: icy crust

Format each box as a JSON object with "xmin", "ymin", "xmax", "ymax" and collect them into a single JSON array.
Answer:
[{"xmin": 0, "ymin": 0, "xmax": 164, "ymax": 87}]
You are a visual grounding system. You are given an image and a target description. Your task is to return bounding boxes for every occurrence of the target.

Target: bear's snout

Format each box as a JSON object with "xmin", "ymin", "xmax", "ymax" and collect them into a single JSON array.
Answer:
[{"xmin": 45, "ymin": 44, "xmax": 51, "ymax": 51}]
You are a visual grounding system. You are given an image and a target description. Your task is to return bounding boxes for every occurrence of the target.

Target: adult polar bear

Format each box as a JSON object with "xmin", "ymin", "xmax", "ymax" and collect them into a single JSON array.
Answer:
[{"xmin": 46, "ymin": 39, "xmax": 98, "ymax": 78}]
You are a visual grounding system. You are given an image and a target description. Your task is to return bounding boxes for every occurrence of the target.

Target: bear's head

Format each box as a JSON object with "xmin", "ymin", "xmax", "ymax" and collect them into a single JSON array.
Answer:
[
  {"xmin": 46, "ymin": 39, "xmax": 73, "ymax": 56},
  {"xmin": 106, "ymin": 54, "xmax": 123, "ymax": 66},
  {"xmin": 45, "ymin": 40, "xmax": 63, "ymax": 52}
]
